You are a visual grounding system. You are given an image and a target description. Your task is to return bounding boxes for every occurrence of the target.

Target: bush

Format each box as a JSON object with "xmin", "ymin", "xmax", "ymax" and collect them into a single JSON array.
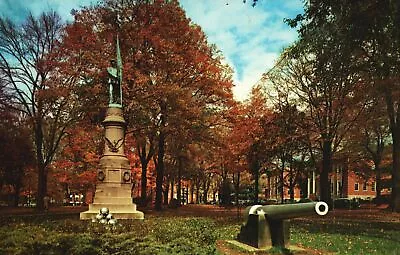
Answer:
[
  {"xmin": 0, "ymin": 217, "xmax": 220, "ymax": 255},
  {"xmin": 333, "ymin": 198, "xmax": 360, "ymax": 209},
  {"xmin": 151, "ymin": 218, "xmax": 218, "ymax": 254},
  {"xmin": 372, "ymin": 194, "xmax": 391, "ymax": 205}
]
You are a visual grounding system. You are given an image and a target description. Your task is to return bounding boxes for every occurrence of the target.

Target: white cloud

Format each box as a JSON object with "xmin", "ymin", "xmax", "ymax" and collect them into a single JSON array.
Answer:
[
  {"xmin": 49, "ymin": 0, "xmax": 96, "ymax": 21},
  {"xmin": 180, "ymin": 0, "xmax": 302, "ymax": 101},
  {"xmin": 233, "ymin": 51, "xmax": 278, "ymax": 101}
]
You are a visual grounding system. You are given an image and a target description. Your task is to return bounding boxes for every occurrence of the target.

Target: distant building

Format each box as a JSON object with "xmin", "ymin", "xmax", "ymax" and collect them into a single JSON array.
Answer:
[{"xmin": 263, "ymin": 160, "xmax": 391, "ymax": 201}]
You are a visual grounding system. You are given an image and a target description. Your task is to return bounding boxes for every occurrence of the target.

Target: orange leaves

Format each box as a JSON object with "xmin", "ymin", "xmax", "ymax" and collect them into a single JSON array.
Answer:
[
  {"xmin": 51, "ymin": 124, "xmax": 101, "ymax": 187},
  {"xmin": 221, "ymin": 88, "xmax": 271, "ymax": 174},
  {"xmin": 64, "ymin": 23, "xmax": 93, "ymax": 50},
  {"xmin": 77, "ymin": 171, "xmax": 97, "ymax": 185}
]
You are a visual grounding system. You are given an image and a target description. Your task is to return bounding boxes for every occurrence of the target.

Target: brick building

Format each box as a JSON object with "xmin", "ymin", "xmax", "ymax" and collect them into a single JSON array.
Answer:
[{"xmin": 263, "ymin": 163, "xmax": 391, "ymax": 201}]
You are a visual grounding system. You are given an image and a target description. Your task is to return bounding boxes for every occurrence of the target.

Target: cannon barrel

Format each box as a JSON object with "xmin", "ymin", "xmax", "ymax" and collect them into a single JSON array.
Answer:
[{"xmin": 244, "ymin": 201, "xmax": 328, "ymax": 221}]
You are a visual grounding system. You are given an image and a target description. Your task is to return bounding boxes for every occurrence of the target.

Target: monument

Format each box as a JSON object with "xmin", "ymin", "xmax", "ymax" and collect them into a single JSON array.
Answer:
[{"xmin": 80, "ymin": 36, "xmax": 144, "ymax": 220}]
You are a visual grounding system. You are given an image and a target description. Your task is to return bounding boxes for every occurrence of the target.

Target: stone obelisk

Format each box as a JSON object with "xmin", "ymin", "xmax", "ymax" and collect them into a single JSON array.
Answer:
[{"xmin": 80, "ymin": 36, "xmax": 144, "ymax": 220}]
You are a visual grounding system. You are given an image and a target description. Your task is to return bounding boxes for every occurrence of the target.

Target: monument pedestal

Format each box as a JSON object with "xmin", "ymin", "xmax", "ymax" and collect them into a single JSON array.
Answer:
[
  {"xmin": 80, "ymin": 107, "xmax": 144, "ymax": 220},
  {"xmin": 80, "ymin": 183, "xmax": 144, "ymax": 219}
]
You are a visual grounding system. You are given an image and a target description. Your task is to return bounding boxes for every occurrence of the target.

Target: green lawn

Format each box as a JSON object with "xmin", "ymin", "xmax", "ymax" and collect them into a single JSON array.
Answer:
[
  {"xmin": 290, "ymin": 215, "xmax": 400, "ymax": 255},
  {"xmin": 0, "ymin": 206, "xmax": 398, "ymax": 255}
]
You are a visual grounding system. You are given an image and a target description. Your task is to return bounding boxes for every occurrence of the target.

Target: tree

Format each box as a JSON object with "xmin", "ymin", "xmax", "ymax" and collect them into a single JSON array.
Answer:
[
  {"xmin": 0, "ymin": 12, "xmax": 85, "ymax": 210},
  {"xmin": 0, "ymin": 110, "xmax": 34, "ymax": 206},
  {"xmin": 121, "ymin": 0, "xmax": 233, "ymax": 210},
  {"xmin": 243, "ymin": 86, "xmax": 271, "ymax": 203},
  {"xmin": 286, "ymin": 0, "xmax": 400, "ymax": 211},
  {"xmin": 345, "ymin": 100, "xmax": 391, "ymax": 199},
  {"xmin": 269, "ymin": 101, "xmax": 309, "ymax": 202},
  {"xmin": 63, "ymin": 0, "xmax": 234, "ymax": 210},
  {"xmin": 135, "ymin": 134, "xmax": 156, "ymax": 205},
  {"xmin": 355, "ymin": 0, "xmax": 400, "ymax": 211},
  {"xmin": 51, "ymin": 123, "xmax": 100, "ymax": 202},
  {"xmin": 265, "ymin": 28, "xmax": 367, "ymax": 204},
  {"xmin": 224, "ymin": 102, "xmax": 252, "ymax": 206}
]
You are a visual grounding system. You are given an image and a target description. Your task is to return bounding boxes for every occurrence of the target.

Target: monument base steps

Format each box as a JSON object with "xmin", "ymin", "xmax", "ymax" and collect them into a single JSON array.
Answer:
[{"xmin": 80, "ymin": 183, "xmax": 144, "ymax": 220}]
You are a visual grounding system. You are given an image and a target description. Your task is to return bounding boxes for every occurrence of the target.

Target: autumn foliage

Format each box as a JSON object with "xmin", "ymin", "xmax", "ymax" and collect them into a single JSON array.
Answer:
[{"xmin": 1, "ymin": 0, "xmax": 399, "ymax": 213}]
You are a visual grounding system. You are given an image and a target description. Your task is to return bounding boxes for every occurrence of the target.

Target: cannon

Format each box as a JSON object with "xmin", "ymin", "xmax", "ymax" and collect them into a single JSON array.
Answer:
[{"xmin": 237, "ymin": 201, "xmax": 328, "ymax": 249}]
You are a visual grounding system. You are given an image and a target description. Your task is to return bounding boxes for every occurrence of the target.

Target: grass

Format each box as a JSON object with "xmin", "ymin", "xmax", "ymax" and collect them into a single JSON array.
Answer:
[
  {"xmin": 0, "ymin": 206, "xmax": 398, "ymax": 254},
  {"xmin": 290, "ymin": 216, "xmax": 400, "ymax": 255}
]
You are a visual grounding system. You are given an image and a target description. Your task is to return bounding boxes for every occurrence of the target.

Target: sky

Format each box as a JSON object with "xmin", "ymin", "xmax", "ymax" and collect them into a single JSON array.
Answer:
[{"xmin": 0, "ymin": 0, "xmax": 304, "ymax": 101}]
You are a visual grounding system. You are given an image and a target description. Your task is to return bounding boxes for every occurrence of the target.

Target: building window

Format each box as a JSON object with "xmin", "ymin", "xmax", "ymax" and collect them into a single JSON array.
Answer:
[
  {"xmin": 354, "ymin": 183, "xmax": 359, "ymax": 191},
  {"xmin": 371, "ymin": 182, "xmax": 376, "ymax": 192},
  {"xmin": 363, "ymin": 182, "xmax": 367, "ymax": 191}
]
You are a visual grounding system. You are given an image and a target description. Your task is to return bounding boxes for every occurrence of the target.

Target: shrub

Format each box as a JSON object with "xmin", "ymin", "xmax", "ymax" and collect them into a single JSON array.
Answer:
[{"xmin": 0, "ymin": 216, "xmax": 221, "ymax": 254}]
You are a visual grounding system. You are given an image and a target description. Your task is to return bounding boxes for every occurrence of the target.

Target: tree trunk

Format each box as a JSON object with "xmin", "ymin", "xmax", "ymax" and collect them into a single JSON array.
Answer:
[
  {"xmin": 195, "ymin": 179, "xmax": 201, "ymax": 204},
  {"xmin": 375, "ymin": 162, "xmax": 382, "ymax": 199},
  {"xmin": 35, "ymin": 122, "xmax": 46, "ymax": 211},
  {"xmin": 391, "ymin": 131, "xmax": 400, "ymax": 211},
  {"xmin": 190, "ymin": 182, "xmax": 194, "ymax": 203},
  {"xmin": 280, "ymin": 160, "xmax": 285, "ymax": 203},
  {"xmin": 384, "ymin": 91, "xmax": 400, "ymax": 212},
  {"xmin": 177, "ymin": 156, "xmax": 182, "ymax": 206},
  {"xmin": 289, "ymin": 162, "xmax": 295, "ymax": 201},
  {"xmin": 138, "ymin": 139, "xmax": 155, "ymax": 206},
  {"xmin": 202, "ymin": 179, "xmax": 210, "ymax": 204},
  {"xmin": 235, "ymin": 172, "xmax": 240, "ymax": 207},
  {"xmin": 37, "ymin": 163, "xmax": 47, "ymax": 211},
  {"xmin": 163, "ymin": 181, "xmax": 169, "ymax": 205},
  {"xmin": 253, "ymin": 164, "xmax": 259, "ymax": 204},
  {"xmin": 170, "ymin": 179, "xmax": 174, "ymax": 202},
  {"xmin": 289, "ymin": 179, "xmax": 295, "ymax": 201},
  {"xmin": 155, "ymin": 130, "xmax": 165, "ymax": 211},
  {"xmin": 155, "ymin": 100, "xmax": 167, "ymax": 211},
  {"xmin": 320, "ymin": 140, "xmax": 332, "ymax": 205},
  {"xmin": 186, "ymin": 185, "xmax": 189, "ymax": 204},
  {"xmin": 12, "ymin": 182, "xmax": 21, "ymax": 207},
  {"xmin": 140, "ymin": 160, "xmax": 148, "ymax": 204}
]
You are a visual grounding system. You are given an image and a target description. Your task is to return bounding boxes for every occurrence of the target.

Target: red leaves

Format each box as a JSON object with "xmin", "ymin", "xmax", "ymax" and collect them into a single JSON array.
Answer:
[
  {"xmin": 51, "ymin": 125, "xmax": 101, "ymax": 188},
  {"xmin": 221, "ymin": 87, "xmax": 272, "ymax": 173}
]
